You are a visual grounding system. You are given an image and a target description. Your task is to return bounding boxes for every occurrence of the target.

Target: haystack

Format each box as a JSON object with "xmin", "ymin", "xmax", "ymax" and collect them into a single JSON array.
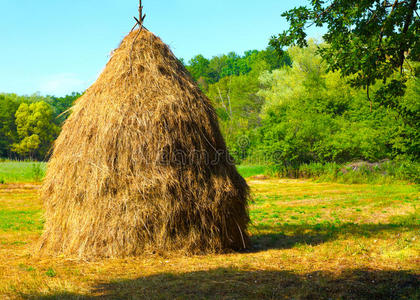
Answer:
[{"xmin": 38, "ymin": 29, "xmax": 250, "ymax": 258}]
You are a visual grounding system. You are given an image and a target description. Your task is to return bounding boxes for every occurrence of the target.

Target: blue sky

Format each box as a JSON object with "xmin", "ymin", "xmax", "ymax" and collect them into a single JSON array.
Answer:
[{"xmin": 0, "ymin": 0, "xmax": 323, "ymax": 96}]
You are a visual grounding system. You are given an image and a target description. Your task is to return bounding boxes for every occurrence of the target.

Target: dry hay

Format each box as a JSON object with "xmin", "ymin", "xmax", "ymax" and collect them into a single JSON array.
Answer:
[{"xmin": 37, "ymin": 29, "xmax": 250, "ymax": 258}]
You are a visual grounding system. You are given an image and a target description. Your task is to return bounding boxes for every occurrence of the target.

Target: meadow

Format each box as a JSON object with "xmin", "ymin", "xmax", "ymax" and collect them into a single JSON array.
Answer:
[
  {"xmin": 0, "ymin": 1, "xmax": 418, "ymax": 298},
  {"xmin": 0, "ymin": 162, "xmax": 418, "ymax": 299},
  {"xmin": 0, "ymin": 162, "xmax": 45, "ymax": 184}
]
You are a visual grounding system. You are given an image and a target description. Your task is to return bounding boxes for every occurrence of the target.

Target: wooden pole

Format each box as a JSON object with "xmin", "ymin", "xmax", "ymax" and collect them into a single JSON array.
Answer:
[
  {"xmin": 138, "ymin": 0, "xmax": 146, "ymax": 26},
  {"xmin": 129, "ymin": 0, "xmax": 147, "ymax": 73},
  {"xmin": 131, "ymin": 0, "xmax": 146, "ymax": 32},
  {"xmin": 139, "ymin": 0, "xmax": 142, "ymax": 24}
]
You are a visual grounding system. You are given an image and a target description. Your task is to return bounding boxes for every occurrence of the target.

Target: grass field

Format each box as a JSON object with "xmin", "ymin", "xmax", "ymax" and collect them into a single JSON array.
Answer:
[
  {"xmin": 0, "ymin": 178, "xmax": 418, "ymax": 299},
  {"xmin": 236, "ymin": 165, "xmax": 268, "ymax": 178},
  {"xmin": 3, "ymin": 163, "xmax": 258, "ymax": 183},
  {"xmin": 0, "ymin": 162, "xmax": 45, "ymax": 183},
  {"xmin": 1, "ymin": 161, "xmax": 417, "ymax": 185}
]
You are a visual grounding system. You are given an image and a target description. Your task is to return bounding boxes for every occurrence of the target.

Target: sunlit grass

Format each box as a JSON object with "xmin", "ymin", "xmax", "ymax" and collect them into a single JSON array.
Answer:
[
  {"xmin": 236, "ymin": 165, "xmax": 268, "ymax": 178},
  {"xmin": 0, "ymin": 179, "xmax": 418, "ymax": 299},
  {"xmin": 1, "ymin": 162, "xmax": 262, "ymax": 183},
  {"xmin": 0, "ymin": 161, "xmax": 46, "ymax": 183}
]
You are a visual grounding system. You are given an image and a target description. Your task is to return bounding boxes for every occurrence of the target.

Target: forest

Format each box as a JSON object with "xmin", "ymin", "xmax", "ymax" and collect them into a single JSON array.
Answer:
[
  {"xmin": 0, "ymin": 92, "xmax": 80, "ymax": 160},
  {"xmin": 0, "ymin": 40, "xmax": 419, "ymax": 181}
]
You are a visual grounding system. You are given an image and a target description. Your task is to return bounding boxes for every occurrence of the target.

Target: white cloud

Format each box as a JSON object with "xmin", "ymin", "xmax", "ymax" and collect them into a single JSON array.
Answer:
[{"xmin": 38, "ymin": 73, "xmax": 91, "ymax": 96}]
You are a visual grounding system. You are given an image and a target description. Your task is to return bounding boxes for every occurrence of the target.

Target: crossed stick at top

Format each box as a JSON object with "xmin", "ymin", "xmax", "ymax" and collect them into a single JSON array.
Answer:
[
  {"xmin": 131, "ymin": 0, "xmax": 146, "ymax": 32},
  {"xmin": 129, "ymin": 0, "xmax": 146, "ymax": 73}
]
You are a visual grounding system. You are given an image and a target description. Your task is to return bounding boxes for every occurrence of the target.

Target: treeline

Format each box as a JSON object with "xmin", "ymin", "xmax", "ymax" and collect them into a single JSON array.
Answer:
[
  {"xmin": 0, "ymin": 42, "xmax": 418, "ymax": 170},
  {"xmin": 0, "ymin": 93, "xmax": 81, "ymax": 160},
  {"xmin": 185, "ymin": 47, "xmax": 291, "ymax": 88},
  {"xmin": 0, "ymin": 47, "xmax": 290, "ymax": 162},
  {"xmin": 187, "ymin": 41, "xmax": 419, "ymax": 169}
]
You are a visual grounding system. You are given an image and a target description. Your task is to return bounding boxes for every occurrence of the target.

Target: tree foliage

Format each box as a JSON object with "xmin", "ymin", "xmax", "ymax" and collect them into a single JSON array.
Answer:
[
  {"xmin": 0, "ymin": 24, "xmax": 418, "ymax": 167},
  {"xmin": 257, "ymin": 43, "xmax": 391, "ymax": 166},
  {"xmin": 12, "ymin": 102, "xmax": 60, "ymax": 159},
  {"xmin": 267, "ymin": 0, "xmax": 419, "ymax": 161},
  {"xmin": 0, "ymin": 95, "xmax": 19, "ymax": 157},
  {"xmin": 182, "ymin": 37, "xmax": 419, "ymax": 166},
  {"xmin": 186, "ymin": 47, "xmax": 291, "ymax": 90},
  {"xmin": 270, "ymin": 0, "xmax": 419, "ymax": 107},
  {"xmin": 47, "ymin": 92, "xmax": 82, "ymax": 124},
  {"xmin": 258, "ymin": 44, "xmax": 417, "ymax": 167},
  {"xmin": 0, "ymin": 92, "xmax": 81, "ymax": 160}
]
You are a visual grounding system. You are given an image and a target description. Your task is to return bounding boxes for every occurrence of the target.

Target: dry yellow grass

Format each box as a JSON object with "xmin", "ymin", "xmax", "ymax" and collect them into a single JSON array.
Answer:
[{"xmin": 0, "ymin": 179, "xmax": 418, "ymax": 299}]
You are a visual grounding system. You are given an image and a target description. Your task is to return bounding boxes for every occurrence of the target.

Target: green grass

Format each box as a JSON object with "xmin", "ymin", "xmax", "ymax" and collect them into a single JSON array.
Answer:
[
  {"xmin": 0, "ymin": 210, "xmax": 43, "ymax": 231},
  {"xmin": 236, "ymin": 165, "xmax": 267, "ymax": 178},
  {"xmin": 0, "ymin": 162, "xmax": 270, "ymax": 183},
  {"xmin": 1, "ymin": 161, "xmax": 417, "ymax": 185},
  {"xmin": 0, "ymin": 161, "xmax": 46, "ymax": 183},
  {"xmin": 0, "ymin": 179, "xmax": 418, "ymax": 299},
  {"xmin": 0, "ymin": 162, "xmax": 267, "ymax": 183}
]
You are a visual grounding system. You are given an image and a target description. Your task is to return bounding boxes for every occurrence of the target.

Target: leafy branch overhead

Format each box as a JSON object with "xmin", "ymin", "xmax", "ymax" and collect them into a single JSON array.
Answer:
[{"xmin": 270, "ymin": 0, "xmax": 419, "ymax": 95}]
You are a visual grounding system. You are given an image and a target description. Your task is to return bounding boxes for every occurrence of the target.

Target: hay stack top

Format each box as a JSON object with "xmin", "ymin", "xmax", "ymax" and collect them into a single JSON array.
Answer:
[{"xmin": 38, "ymin": 29, "xmax": 250, "ymax": 258}]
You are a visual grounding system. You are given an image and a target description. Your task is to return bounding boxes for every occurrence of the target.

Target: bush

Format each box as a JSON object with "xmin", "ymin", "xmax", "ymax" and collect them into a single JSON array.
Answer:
[{"xmin": 262, "ymin": 159, "xmax": 419, "ymax": 184}]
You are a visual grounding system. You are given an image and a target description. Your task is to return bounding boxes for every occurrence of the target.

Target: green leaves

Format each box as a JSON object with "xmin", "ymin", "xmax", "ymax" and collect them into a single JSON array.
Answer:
[
  {"xmin": 271, "ymin": 0, "xmax": 419, "ymax": 97},
  {"xmin": 12, "ymin": 101, "xmax": 60, "ymax": 159},
  {"xmin": 255, "ymin": 43, "xmax": 417, "ymax": 166},
  {"xmin": 0, "ymin": 95, "xmax": 19, "ymax": 157},
  {"xmin": 0, "ymin": 93, "xmax": 81, "ymax": 160},
  {"xmin": 11, "ymin": 135, "xmax": 40, "ymax": 157},
  {"xmin": 267, "ymin": 0, "xmax": 419, "ymax": 161},
  {"xmin": 186, "ymin": 48, "xmax": 291, "ymax": 92}
]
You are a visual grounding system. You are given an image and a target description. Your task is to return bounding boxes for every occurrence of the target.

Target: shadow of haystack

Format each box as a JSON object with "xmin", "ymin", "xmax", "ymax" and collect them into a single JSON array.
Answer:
[
  {"xmin": 22, "ymin": 268, "xmax": 419, "ymax": 299},
  {"xmin": 37, "ymin": 29, "xmax": 250, "ymax": 258},
  {"xmin": 248, "ymin": 218, "xmax": 419, "ymax": 252}
]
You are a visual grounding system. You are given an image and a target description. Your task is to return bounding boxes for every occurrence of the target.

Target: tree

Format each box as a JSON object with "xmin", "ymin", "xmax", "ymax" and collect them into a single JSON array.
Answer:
[
  {"xmin": 270, "ymin": 0, "xmax": 419, "ymax": 109},
  {"xmin": 257, "ymin": 43, "xmax": 395, "ymax": 167},
  {"xmin": 11, "ymin": 134, "xmax": 40, "ymax": 158},
  {"xmin": 187, "ymin": 55, "xmax": 211, "ymax": 81},
  {"xmin": 0, "ymin": 95, "xmax": 20, "ymax": 157},
  {"xmin": 208, "ymin": 55, "xmax": 229, "ymax": 83},
  {"xmin": 12, "ymin": 101, "xmax": 60, "ymax": 159},
  {"xmin": 47, "ymin": 92, "xmax": 82, "ymax": 124}
]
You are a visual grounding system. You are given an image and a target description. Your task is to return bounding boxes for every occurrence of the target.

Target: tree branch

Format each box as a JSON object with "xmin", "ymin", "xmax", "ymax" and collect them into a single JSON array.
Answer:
[
  {"xmin": 399, "ymin": 0, "xmax": 417, "ymax": 73},
  {"xmin": 378, "ymin": 0, "xmax": 399, "ymax": 47}
]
